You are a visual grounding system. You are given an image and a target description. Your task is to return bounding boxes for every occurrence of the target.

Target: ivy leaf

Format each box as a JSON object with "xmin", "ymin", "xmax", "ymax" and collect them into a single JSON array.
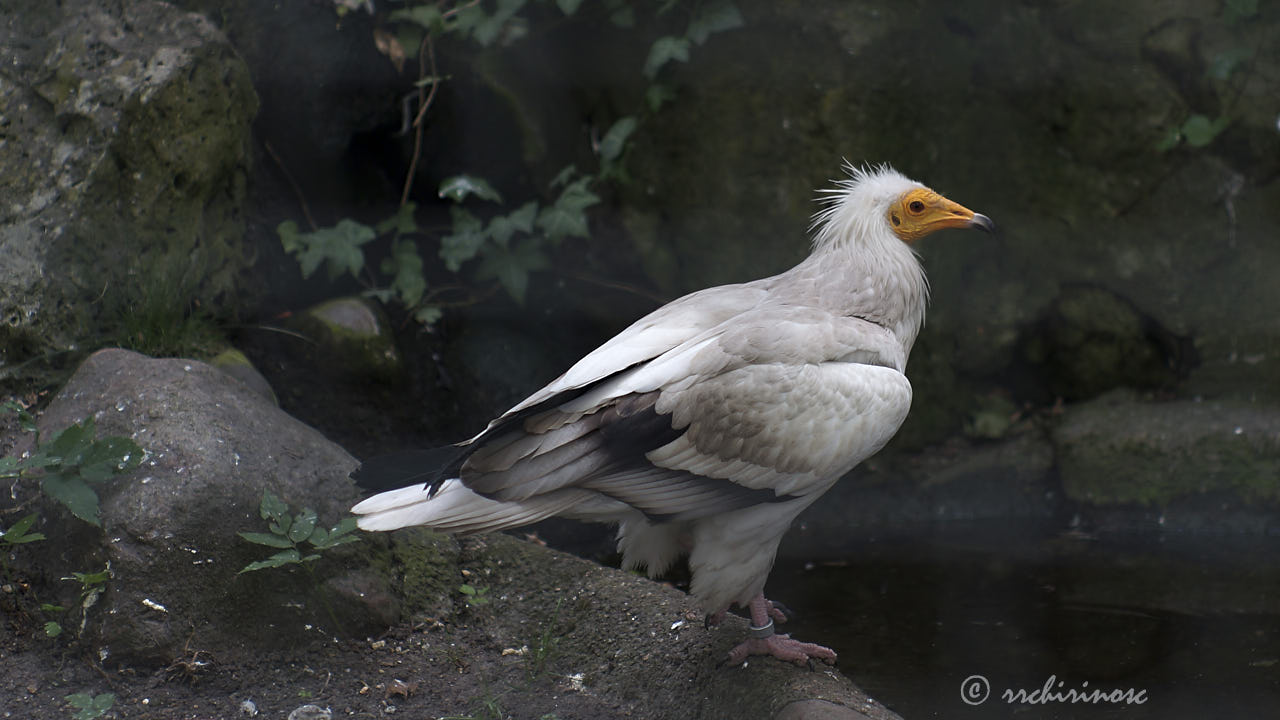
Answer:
[
  {"xmin": 686, "ymin": 0, "xmax": 744, "ymax": 45},
  {"xmin": 41, "ymin": 473, "xmax": 100, "ymax": 526},
  {"xmin": 286, "ymin": 219, "xmax": 377, "ymax": 280},
  {"xmin": 389, "ymin": 5, "xmax": 443, "ymax": 31},
  {"xmin": 598, "ymin": 116, "xmax": 638, "ymax": 163},
  {"xmin": 1224, "ymin": 0, "xmax": 1259, "ymax": 23},
  {"xmin": 1181, "ymin": 114, "xmax": 1228, "ymax": 148},
  {"xmin": 375, "ymin": 202, "xmax": 419, "ymax": 235},
  {"xmin": 555, "ymin": 0, "xmax": 584, "ymax": 15},
  {"xmin": 414, "ymin": 305, "xmax": 444, "ymax": 325},
  {"xmin": 646, "ymin": 84, "xmax": 677, "ymax": 112},
  {"xmin": 476, "ymin": 238, "xmax": 551, "ymax": 304},
  {"xmin": 488, "ymin": 201, "xmax": 539, "ymax": 247},
  {"xmin": 537, "ymin": 177, "xmax": 600, "ymax": 242},
  {"xmin": 381, "ymin": 239, "xmax": 427, "ymax": 307},
  {"xmin": 550, "ymin": 164, "xmax": 578, "ymax": 189},
  {"xmin": 237, "ymin": 531, "xmax": 295, "ymax": 549},
  {"xmin": 440, "ymin": 206, "xmax": 488, "ymax": 271},
  {"xmin": 608, "ymin": 5, "xmax": 635, "ymax": 27},
  {"xmin": 469, "ymin": 0, "xmax": 527, "ymax": 47},
  {"xmin": 438, "ymin": 175, "xmax": 504, "ymax": 204},
  {"xmin": 644, "ymin": 36, "xmax": 690, "ymax": 78}
]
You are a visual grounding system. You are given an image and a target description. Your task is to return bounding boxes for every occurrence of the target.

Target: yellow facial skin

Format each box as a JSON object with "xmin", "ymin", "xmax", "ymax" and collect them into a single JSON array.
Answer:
[{"xmin": 888, "ymin": 188, "xmax": 994, "ymax": 244}]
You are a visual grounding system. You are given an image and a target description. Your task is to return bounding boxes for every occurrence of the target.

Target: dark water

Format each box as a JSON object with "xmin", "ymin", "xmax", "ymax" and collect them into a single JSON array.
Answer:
[{"xmin": 772, "ymin": 528, "xmax": 1280, "ymax": 719}]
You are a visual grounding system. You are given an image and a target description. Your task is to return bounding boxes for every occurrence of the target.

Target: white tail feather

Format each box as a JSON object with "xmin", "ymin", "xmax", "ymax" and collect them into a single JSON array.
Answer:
[{"xmin": 352, "ymin": 479, "xmax": 591, "ymax": 534}]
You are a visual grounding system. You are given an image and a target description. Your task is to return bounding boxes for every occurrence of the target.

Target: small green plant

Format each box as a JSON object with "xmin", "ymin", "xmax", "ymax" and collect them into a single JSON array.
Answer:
[
  {"xmin": 525, "ymin": 598, "xmax": 563, "ymax": 680},
  {"xmin": 0, "ymin": 513, "xmax": 46, "ymax": 549},
  {"xmin": 1, "ymin": 402, "xmax": 145, "ymax": 526},
  {"xmin": 458, "ymin": 583, "xmax": 490, "ymax": 607},
  {"xmin": 65, "ymin": 692, "xmax": 115, "ymax": 720},
  {"xmin": 237, "ymin": 491, "xmax": 360, "ymax": 573}
]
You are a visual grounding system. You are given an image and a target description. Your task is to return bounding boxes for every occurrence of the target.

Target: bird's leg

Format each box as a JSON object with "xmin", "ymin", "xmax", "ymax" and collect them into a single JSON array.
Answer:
[{"xmin": 723, "ymin": 593, "xmax": 837, "ymax": 668}]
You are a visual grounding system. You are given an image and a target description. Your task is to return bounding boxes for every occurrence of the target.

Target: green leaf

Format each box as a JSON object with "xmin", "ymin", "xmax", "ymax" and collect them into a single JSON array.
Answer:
[
  {"xmin": 289, "ymin": 508, "xmax": 319, "ymax": 543},
  {"xmin": 43, "ymin": 418, "xmax": 95, "ymax": 467},
  {"xmin": 646, "ymin": 83, "xmax": 677, "ymax": 112},
  {"xmin": 77, "ymin": 436, "xmax": 144, "ymax": 483},
  {"xmin": 375, "ymin": 202, "xmax": 420, "ymax": 235},
  {"xmin": 608, "ymin": 5, "xmax": 635, "ymax": 27},
  {"xmin": 1207, "ymin": 46, "xmax": 1253, "ymax": 80},
  {"xmin": 67, "ymin": 692, "xmax": 116, "ymax": 720},
  {"xmin": 389, "ymin": 5, "xmax": 443, "ymax": 31},
  {"xmin": 438, "ymin": 174, "xmax": 504, "ymax": 204},
  {"xmin": 414, "ymin": 305, "xmax": 444, "ymax": 325},
  {"xmin": 550, "ymin": 164, "xmax": 578, "ymax": 188},
  {"xmin": 598, "ymin": 116, "xmax": 638, "ymax": 163},
  {"xmin": 41, "ymin": 473, "xmax": 100, "ymax": 526},
  {"xmin": 44, "ymin": 621, "xmax": 62, "ymax": 637},
  {"xmin": 72, "ymin": 569, "xmax": 110, "ymax": 587},
  {"xmin": 1181, "ymin": 114, "xmax": 1226, "ymax": 148},
  {"xmin": 1224, "ymin": 0, "xmax": 1258, "ymax": 23},
  {"xmin": 440, "ymin": 206, "xmax": 488, "ymax": 271},
  {"xmin": 468, "ymin": 0, "xmax": 527, "ymax": 46},
  {"xmin": 686, "ymin": 0, "xmax": 744, "ymax": 44},
  {"xmin": 555, "ymin": 0, "xmax": 584, "ymax": 15},
  {"xmin": 237, "ymin": 531, "xmax": 295, "ymax": 549},
  {"xmin": 488, "ymin": 201, "xmax": 539, "ymax": 247},
  {"xmin": 2, "ymin": 513, "xmax": 45, "ymax": 544},
  {"xmin": 297, "ymin": 219, "xmax": 378, "ymax": 280},
  {"xmin": 476, "ymin": 237, "xmax": 551, "ymax": 304},
  {"xmin": 259, "ymin": 491, "xmax": 290, "ymax": 525},
  {"xmin": 381, "ymin": 239, "xmax": 427, "ymax": 307},
  {"xmin": 278, "ymin": 220, "xmax": 302, "ymax": 254},
  {"xmin": 239, "ymin": 549, "xmax": 303, "ymax": 574},
  {"xmin": 537, "ymin": 177, "xmax": 600, "ymax": 242},
  {"xmin": 459, "ymin": 584, "xmax": 477, "ymax": 595},
  {"xmin": 1154, "ymin": 125, "xmax": 1182, "ymax": 152},
  {"xmin": 644, "ymin": 36, "xmax": 690, "ymax": 78}
]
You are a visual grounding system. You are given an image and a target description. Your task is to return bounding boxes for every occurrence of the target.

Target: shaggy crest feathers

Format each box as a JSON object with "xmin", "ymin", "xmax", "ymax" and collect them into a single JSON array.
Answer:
[{"xmin": 809, "ymin": 162, "xmax": 925, "ymax": 253}]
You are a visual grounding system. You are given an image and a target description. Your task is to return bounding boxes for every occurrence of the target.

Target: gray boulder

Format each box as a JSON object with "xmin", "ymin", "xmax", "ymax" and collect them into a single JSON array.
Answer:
[{"xmin": 0, "ymin": 0, "xmax": 257, "ymax": 374}]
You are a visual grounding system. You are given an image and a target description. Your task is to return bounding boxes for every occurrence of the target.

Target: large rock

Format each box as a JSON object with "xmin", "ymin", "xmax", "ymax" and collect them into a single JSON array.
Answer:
[
  {"xmin": 0, "ymin": 0, "xmax": 257, "ymax": 377},
  {"xmin": 19, "ymin": 349, "xmax": 381, "ymax": 664},
  {"xmin": 1052, "ymin": 390, "xmax": 1280, "ymax": 509}
]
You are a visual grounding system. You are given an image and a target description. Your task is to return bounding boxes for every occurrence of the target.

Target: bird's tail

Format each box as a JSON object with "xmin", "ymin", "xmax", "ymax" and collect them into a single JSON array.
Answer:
[{"xmin": 351, "ymin": 478, "xmax": 591, "ymax": 534}]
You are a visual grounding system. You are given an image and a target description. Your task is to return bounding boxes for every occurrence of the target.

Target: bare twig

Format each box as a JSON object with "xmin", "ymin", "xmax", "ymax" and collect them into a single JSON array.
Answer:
[
  {"xmin": 264, "ymin": 141, "xmax": 318, "ymax": 232},
  {"xmin": 400, "ymin": 33, "xmax": 440, "ymax": 207}
]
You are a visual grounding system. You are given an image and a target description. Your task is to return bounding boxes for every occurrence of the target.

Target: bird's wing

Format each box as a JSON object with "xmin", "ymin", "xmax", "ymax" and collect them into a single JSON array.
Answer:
[
  {"xmin": 470, "ymin": 281, "xmax": 771, "ymax": 439},
  {"xmin": 456, "ymin": 305, "xmax": 911, "ymax": 518}
]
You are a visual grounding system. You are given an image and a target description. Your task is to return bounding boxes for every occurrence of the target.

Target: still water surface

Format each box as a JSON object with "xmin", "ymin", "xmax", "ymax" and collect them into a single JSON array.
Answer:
[{"xmin": 774, "ymin": 527, "xmax": 1280, "ymax": 719}]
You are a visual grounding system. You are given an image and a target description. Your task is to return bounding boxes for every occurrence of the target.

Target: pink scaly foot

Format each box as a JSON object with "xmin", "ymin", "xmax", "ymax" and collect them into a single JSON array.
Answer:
[{"xmin": 723, "ymin": 593, "xmax": 837, "ymax": 668}]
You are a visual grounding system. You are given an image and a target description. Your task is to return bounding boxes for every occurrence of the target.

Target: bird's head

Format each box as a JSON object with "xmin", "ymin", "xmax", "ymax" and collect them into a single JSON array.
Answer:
[{"xmin": 811, "ymin": 164, "xmax": 994, "ymax": 252}]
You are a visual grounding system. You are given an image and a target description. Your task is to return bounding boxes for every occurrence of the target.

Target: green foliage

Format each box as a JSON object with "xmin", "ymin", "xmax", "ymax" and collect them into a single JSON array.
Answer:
[
  {"xmin": 458, "ymin": 583, "xmax": 490, "ymax": 606},
  {"xmin": 238, "ymin": 491, "xmax": 360, "ymax": 574},
  {"xmin": 0, "ymin": 513, "xmax": 46, "ymax": 547},
  {"xmin": 1, "ymin": 403, "xmax": 145, "ymax": 526},
  {"xmin": 1156, "ymin": 3, "xmax": 1253, "ymax": 153},
  {"xmin": 65, "ymin": 692, "xmax": 115, "ymax": 720},
  {"xmin": 284, "ymin": 0, "xmax": 744, "ymax": 321},
  {"xmin": 279, "ymin": 219, "xmax": 378, "ymax": 280}
]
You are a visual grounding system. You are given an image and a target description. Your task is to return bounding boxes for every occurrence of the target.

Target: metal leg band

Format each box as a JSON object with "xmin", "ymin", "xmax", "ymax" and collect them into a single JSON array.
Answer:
[{"xmin": 748, "ymin": 618, "xmax": 775, "ymax": 639}]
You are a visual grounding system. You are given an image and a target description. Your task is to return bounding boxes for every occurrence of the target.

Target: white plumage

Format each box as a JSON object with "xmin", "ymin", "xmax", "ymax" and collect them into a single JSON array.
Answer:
[{"xmin": 352, "ymin": 164, "xmax": 991, "ymax": 665}]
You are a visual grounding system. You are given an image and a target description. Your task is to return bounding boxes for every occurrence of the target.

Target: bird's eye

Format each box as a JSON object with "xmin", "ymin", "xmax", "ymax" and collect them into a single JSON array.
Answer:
[{"xmin": 908, "ymin": 200, "xmax": 925, "ymax": 214}]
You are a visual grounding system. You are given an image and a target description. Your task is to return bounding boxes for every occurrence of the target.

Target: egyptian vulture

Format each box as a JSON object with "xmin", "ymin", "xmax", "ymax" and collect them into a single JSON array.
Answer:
[{"xmin": 352, "ymin": 164, "xmax": 993, "ymax": 666}]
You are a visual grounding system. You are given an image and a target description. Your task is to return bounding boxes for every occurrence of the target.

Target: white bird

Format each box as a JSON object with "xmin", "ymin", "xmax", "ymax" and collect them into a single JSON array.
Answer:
[{"xmin": 352, "ymin": 164, "xmax": 993, "ymax": 666}]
